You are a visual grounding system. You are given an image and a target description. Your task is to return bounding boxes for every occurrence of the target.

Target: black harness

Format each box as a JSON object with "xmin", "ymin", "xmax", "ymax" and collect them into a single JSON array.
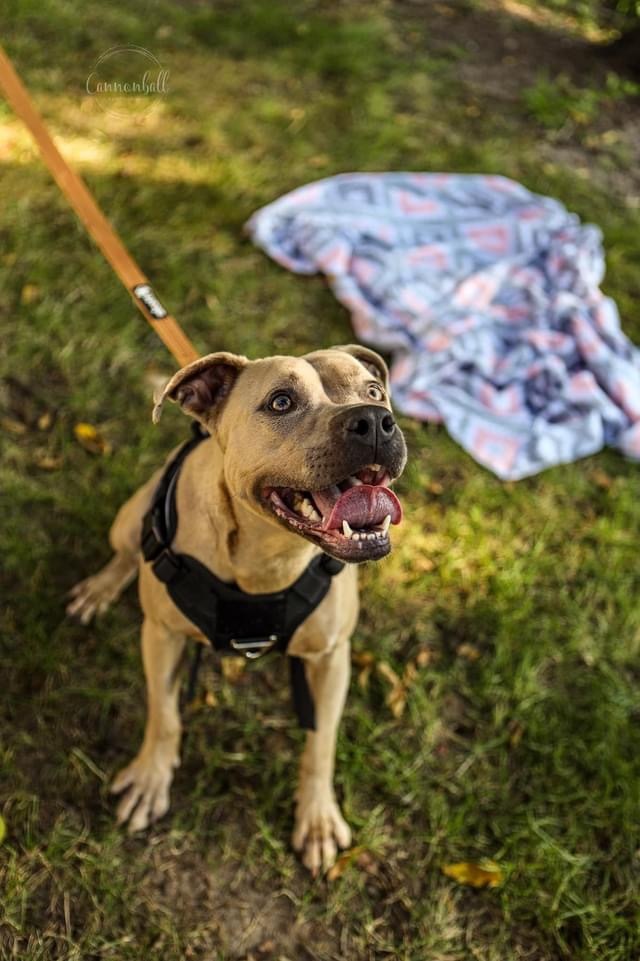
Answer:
[{"xmin": 140, "ymin": 427, "xmax": 345, "ymax": 729}]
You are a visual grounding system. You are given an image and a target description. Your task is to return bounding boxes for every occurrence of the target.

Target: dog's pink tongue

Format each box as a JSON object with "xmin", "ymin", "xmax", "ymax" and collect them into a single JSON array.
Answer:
[{"xmin": 314, "ymin": 485, "xmax": 402, "ymax": 531}]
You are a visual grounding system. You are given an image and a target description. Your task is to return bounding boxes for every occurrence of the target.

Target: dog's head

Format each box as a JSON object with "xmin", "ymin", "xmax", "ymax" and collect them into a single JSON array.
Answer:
[{"xmin": 153, "ymin": 346, "xmax": 407, "ymax": 563}]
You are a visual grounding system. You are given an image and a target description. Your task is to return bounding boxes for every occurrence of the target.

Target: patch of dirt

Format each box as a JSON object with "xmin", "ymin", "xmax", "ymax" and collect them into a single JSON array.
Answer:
[{"xmin": 139, "ymin": 840, "xmax": 339, "ymax": 960}]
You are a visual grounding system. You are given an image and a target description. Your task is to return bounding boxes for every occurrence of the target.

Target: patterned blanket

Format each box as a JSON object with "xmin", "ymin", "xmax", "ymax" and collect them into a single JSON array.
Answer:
[{"xmin": 247, "ymin": 173, "xmax": 640, "ymax": 480}]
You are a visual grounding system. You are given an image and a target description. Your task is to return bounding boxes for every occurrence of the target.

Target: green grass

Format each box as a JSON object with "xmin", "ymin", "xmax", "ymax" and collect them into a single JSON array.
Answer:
[{"xmin": 2, "ymin": 1, "xmax": 640, "ymax": 958}]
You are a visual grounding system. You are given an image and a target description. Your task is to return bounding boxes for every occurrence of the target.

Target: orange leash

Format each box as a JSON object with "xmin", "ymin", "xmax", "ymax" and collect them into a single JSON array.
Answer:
[{"xmin": 0, "ymin": 44, "xmax": 199, "ymax": 367}]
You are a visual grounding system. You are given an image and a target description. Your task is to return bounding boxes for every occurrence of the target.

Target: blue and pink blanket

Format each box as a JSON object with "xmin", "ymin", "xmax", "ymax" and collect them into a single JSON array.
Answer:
[{"xmin": 247, "ymin": 173, "xmax": 640, "ymax": 480}]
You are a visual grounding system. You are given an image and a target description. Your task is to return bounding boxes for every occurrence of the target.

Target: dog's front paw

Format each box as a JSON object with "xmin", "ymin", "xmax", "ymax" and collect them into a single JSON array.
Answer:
[
  {"xmin": 110, "ymin": 748, "xmax": 178, "ymax": 833},
  {"xmin": 292, "ymin": 784, "xmax": 352, "ymax": 876},
  {"xmin": 67, "ymin": 555, "xmax": 137, "ymax": 624}
]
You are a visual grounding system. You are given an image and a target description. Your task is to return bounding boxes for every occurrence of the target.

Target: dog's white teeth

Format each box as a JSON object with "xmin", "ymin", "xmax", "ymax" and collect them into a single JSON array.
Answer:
[
  {"xmin": 350, "ymin": 476, "xmax": 363, "ymax": 486},
  {"xmin": 339, "ymin": 518, "xmax": 390, "ymax": 542},
  {"xmin": 292, "ymin": 493, "xmax": 321, "ymax": 523},
  {"xmin": 370, "ymin": 464, "xmax": 382, "ymax": 472},
  {"xmin": 301, "ymin": 499, "xmax": 320, "ymax": 522}
]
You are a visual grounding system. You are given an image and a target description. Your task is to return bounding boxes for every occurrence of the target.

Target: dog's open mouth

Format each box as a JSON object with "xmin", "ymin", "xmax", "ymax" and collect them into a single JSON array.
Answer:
[{"xmin": 263, "ymin": 465, "xmax": 402, "ymax": 561}]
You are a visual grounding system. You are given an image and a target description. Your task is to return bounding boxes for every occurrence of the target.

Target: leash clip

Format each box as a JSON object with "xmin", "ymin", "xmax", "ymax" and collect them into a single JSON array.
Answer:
[{"xmin": 229, "ymin": 634, "xmax": 279, "ymax": 660}]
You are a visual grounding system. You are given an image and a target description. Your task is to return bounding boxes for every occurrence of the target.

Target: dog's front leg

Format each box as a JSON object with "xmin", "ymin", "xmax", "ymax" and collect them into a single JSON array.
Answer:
[
  {"xmin": 292, "ymin": 640, "xmax": 352, "ymax": 875},
  {"xmin": 111, "ymin": 618, "xmax": 186, "ymax": 832}
]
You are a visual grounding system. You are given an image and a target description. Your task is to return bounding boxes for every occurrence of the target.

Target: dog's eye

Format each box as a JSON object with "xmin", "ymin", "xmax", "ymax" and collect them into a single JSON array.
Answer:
[
  {"xmin": 269, "ymin": 392, "xmax": 293, "ymax": 413},
  {"xmin": 367, "ymin": 383, "xmax": 384, "ymax": 402}
]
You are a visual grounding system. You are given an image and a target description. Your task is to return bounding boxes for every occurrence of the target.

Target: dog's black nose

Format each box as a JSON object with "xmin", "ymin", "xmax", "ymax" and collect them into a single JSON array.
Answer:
[
  {"xmin": 343, "ymin": 405, "xmax": 397, "ymax": 460},
  {"xmin": 346, "ymin": 406, "xmax": 396, "ymax": 440}
]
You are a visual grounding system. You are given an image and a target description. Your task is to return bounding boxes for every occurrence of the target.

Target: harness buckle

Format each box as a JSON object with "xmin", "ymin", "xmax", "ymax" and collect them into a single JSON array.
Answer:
[{"xmin": 229, "ymin": 634, "xmax": 279, "ymax": 660}]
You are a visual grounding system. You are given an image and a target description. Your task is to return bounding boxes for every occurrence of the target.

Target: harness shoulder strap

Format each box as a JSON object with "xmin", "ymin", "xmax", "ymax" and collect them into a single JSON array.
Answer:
[{"xmin": 141, "ymin": 423, "xmax": 208, "ymax": 562}]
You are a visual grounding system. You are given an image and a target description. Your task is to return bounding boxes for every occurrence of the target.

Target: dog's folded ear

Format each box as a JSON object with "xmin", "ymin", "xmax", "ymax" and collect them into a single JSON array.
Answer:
[
  {"xmin": 333, "ymin": 344, "xmax": 390, "ymax": 391},
  {"xmin": 152, "ymin": 351, "xmax": 249, "ymax": 425}
]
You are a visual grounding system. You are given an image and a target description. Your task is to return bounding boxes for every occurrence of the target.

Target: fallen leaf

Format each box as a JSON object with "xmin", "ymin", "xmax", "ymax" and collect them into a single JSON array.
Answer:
[
  {"xmin": 308, "ymin": 154, "xmax": 329, "ymax": 168},
  {"xmin": 376, "ymin": 661, "xmax": 400, "ymax": 687},
  {"xmin": 221, "ymin": 656, "xmax": 246, "ymax": 683},
  {"xmin": 256, "ymin": 939, "xmax": 276, "ymax": 956},
  {"xmin": 37, "ymin": 411, "xmax": 53, "ymax": 431},
  {"xmin": 376, "ymin": 656, "xmax": 430, "ymax": 718},
  {"xmin": 352, "ymin": 650, "xmax": 376, "ymax": 689},
  {"xmin": 352, "ymin": 651, "xmax": 375, "ymax": 668},
  {"xmin": 592, "ymin": 469, "xmax": 613, "ymax": 490},
  {"xmin": 20, "ymin": 283, "xmax": 40, "ymax": 305},
  {"xmin": 415, "ymin": 648, "xmax": 433, "ymax": 668},
  {"xmin": 204, "ymin": 689, "xmax": 218, "ymax": 708},
  {"xmin": 457, "ymin": 642, "xmax": 481, "ymax": 662},
  {"xmin": 403, "ymin": 662, "xmax": 418, "ymax": 686},
  {"xmin": 358, "ymin": 665, "xmax": 373, "ymax": 690},
  {"xmin": 0, "ymin": 814, "xmax": 5, "ymax": 845},
  {"xmin": 34, "ymin": 452, "xmax": 63, "ymax": 471},
  {"xmin": 387, "ymin": 685, "xmax": 407, "ymax": 718},
  {"xmin": 1, "ymin": 416, "xmax": 27, "ymax": 435},
  {"xmin": 377, "ymin": 662, "xmax": 407, "ymax": 718},
  {"xmin": 442, "ymin": 860, "xmax": 503, "ymax": 888},
  {"xmin": 326, "ymin": 845, "xmax": 368, "ymax": 881},
  {"xmin": 74, "ymin": 422, "xmax": 111, "ymax": 456}
]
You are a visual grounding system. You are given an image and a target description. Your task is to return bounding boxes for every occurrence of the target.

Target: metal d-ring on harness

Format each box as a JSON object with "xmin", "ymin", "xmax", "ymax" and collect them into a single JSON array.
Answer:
[{"xmin": 140, "ymin": 426, "xmax": 345, "ymax": 730}]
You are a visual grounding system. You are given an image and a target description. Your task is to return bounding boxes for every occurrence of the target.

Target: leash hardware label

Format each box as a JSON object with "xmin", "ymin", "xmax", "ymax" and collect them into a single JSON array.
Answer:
[
  {"xmin": 230, "ymin": 635, "xmax": 279, "ymax": 659},
  {"xmin": 132, "ymin": 283, "xmax": 168, "ymax": 319}
]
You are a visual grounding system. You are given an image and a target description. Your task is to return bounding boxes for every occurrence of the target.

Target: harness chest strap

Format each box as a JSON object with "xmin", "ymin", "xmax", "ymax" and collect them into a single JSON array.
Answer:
[{"xmin": 141, "ymin": 428, "xmax": 345, "ymax": 730}]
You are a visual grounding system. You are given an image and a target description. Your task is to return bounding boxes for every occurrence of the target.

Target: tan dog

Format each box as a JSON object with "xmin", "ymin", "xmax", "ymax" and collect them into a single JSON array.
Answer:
[{"xmin": 68, "ymin": 344, "xmax": 407, "ymax": 874}]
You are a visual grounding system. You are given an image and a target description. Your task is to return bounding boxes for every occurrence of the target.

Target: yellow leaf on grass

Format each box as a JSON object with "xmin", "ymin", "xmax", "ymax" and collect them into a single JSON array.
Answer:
[
  {"xmin": 457, "ymin": 643, "xmax": 481, "ymax": 662},
  {"xmin": 74, "ymin": 422, "xmax": 111, "ymax": 456},
  {"xmin": 20, "ymin": 283, "xmax": 40, "ymax": 305},
  {"xmin": 352, "ymin": 651, "xmax": 375, "ymax": 668},
  {"xmin": 326, "ymin": 845, "xmax": 368, "ymax": 882},
  {"xmin": 592, "ymin": 469, "xmax": 613, "ymax": 490},
  {"xmin": 377, "ymin": 658, "xmax": 429, "ymax": 718},
  {"xmin": 34, "ymin": 452, "xmax": 63, "ymax": 471},
  {"xmin": 358, "ymin": 666, "xmax": 373, "ymax": 690},
  {"xmin": 1, "ymin": 416, "xmax": 27, "ymax": 435},
  {"xmin": 442, "ymin": 860, "xmax": 503, "ymax": 888},
  {"xmin": 352, "ymin": 650, "xmax": 376, "ymax": 690},
  {"xmin": 415, "ymin": 648, "xmax": 433, "ymax": 668},
  {"xmin": 37, "ymin": 411, "xmax": 53, "ymax": 431},
  {"xmin": 377, "ymin": 661, "xmax": 400, "ymax": 687},
  {"xmin": 221, "ymin": 656, "xmax": 245, "ymax": 683},
  {"xmin": 0, "ymin": 814, "xmax": 5, "ymax": 845}
]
